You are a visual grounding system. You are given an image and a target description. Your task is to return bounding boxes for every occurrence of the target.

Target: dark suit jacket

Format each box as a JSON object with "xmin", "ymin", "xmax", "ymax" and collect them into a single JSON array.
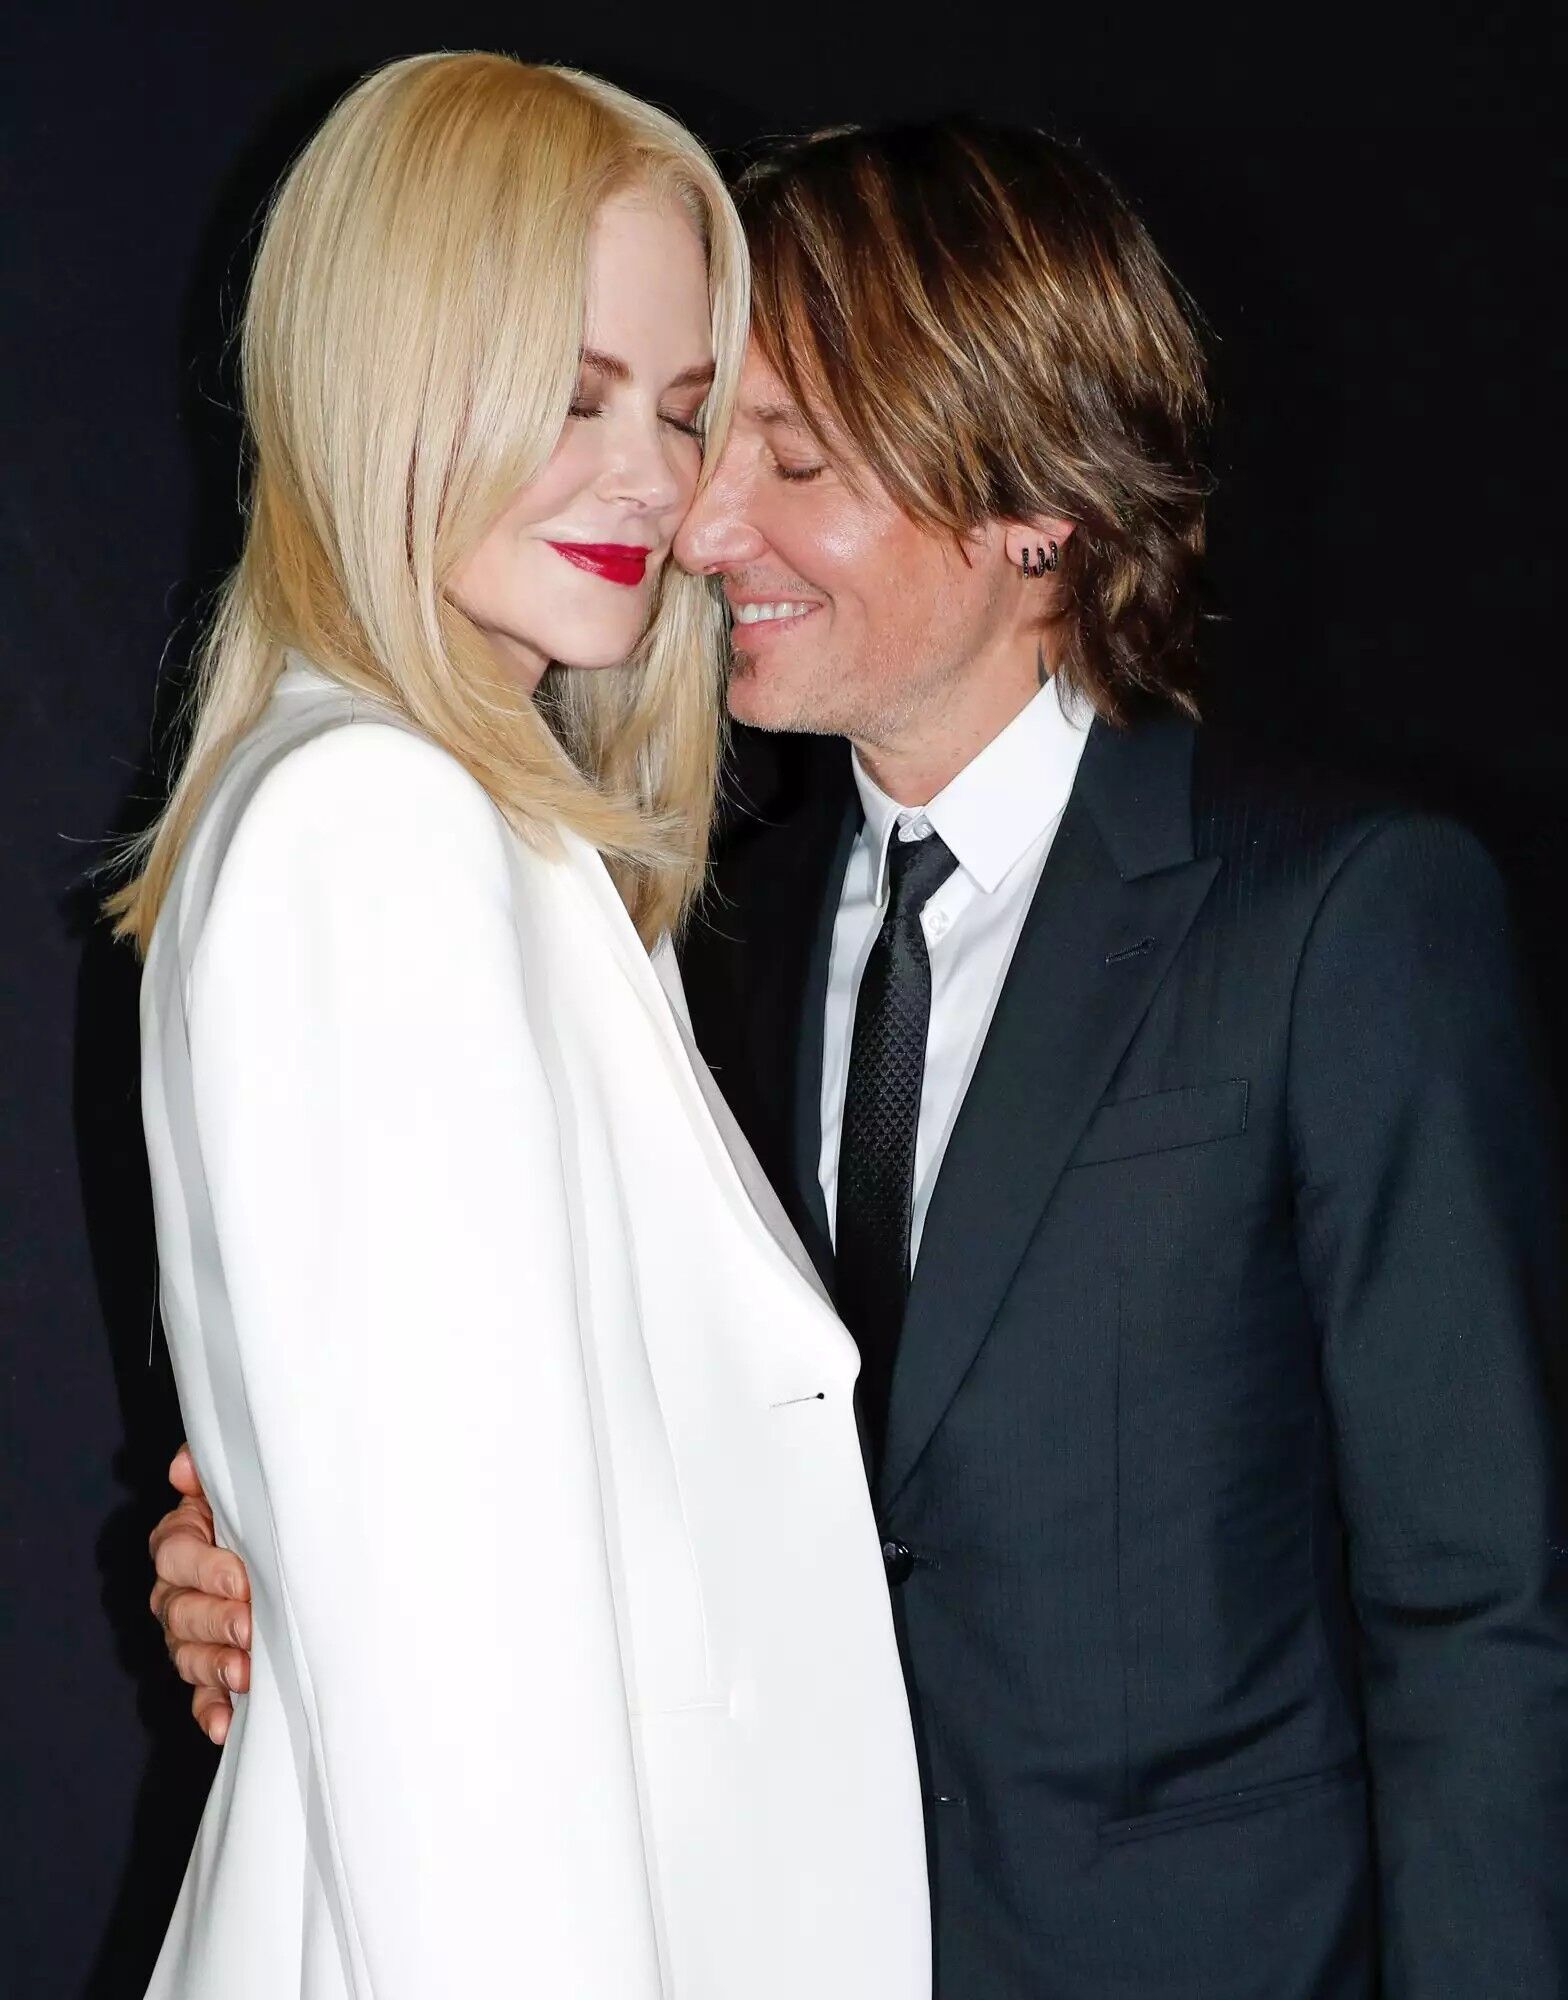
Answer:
[{"xmin": 679, "ymin": 710, "xmax": 1568, "ymax": 1999}]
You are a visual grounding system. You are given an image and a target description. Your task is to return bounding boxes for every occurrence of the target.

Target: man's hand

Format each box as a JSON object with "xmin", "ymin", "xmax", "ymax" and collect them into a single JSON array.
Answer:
[{"xmin": 148, "ymin": 1445, "xmax": 252, "ymax": 1744}]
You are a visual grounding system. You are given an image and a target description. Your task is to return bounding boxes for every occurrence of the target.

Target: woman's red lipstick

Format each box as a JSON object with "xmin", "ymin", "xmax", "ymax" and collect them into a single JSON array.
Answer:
[{"xmin": 546, "ymin": 541, "xmax": 650, "ymax": 587}]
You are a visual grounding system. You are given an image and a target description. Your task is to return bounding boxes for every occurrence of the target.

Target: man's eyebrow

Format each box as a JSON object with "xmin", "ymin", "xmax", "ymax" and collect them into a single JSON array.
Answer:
[
  {"xmin": 748, "ymin": 400, "xmax": 813, "ymax": 431},
  {"xmin": 580, "ymin": 348, "xmax": 715, "ymax": 393}
]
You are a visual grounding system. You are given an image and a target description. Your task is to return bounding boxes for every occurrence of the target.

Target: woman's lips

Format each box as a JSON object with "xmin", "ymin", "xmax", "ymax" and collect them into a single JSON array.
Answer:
[{"xmin": 546, "ymin": 542, "xmax": 650, "ymax": 587}]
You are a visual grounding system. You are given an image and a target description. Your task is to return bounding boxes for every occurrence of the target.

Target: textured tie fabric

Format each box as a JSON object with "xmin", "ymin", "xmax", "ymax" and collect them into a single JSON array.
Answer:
[{"xmin": 835, "ymin": 825, "xmax": 960, "ymax": 1469}]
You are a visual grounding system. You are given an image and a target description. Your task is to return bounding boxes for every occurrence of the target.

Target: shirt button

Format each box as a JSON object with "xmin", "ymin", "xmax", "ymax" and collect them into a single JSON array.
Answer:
[{"xmin": 926, "ymin": 909, "xmax": 949, "ymax": 940}]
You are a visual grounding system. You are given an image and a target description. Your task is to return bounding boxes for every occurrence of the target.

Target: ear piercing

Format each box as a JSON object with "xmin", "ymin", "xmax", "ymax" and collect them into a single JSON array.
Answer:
[{"xmin": 1019, "ymin": 542, "xmax": 1059, "ymax": 578}]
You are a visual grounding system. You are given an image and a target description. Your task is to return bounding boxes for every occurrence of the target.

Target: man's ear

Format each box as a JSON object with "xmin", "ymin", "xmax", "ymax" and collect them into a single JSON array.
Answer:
[{"xmin": 1001, "ymin": 517, "xmax": 1076, "ymax": 575}]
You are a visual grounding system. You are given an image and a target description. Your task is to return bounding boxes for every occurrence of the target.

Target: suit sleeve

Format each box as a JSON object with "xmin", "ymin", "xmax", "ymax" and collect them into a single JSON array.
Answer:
[
  {"xmin": 185, "ymin": 724, "xmax": 662, "ymax": 1996},
  {"xmin": 1288, "ymin": 811, "xmax": 1568, "ymax": 1997}
]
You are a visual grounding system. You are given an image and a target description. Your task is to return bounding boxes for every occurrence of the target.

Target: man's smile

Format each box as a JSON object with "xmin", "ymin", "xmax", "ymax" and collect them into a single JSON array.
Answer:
[{"xmin": 727, "ymin": 597, "xmax": 823, "ymax": 635}]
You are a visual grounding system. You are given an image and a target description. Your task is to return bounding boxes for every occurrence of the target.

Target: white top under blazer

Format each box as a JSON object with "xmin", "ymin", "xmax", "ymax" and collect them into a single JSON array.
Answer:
[{"xmin": 139, "ymin": 659, "xmax": 930, "ymax": 1999}]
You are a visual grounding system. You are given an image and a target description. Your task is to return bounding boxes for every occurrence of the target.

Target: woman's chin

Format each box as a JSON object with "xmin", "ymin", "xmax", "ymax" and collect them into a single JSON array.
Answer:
[{"xmin": 549, "ymin": 648, "xmax": 637, "ymax": 674}]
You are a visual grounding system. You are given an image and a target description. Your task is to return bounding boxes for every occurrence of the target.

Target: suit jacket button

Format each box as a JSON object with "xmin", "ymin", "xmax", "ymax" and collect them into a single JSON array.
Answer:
[{"xmin": 882, "ymin": 1539, "xmax": 916, "ymax": 1585}]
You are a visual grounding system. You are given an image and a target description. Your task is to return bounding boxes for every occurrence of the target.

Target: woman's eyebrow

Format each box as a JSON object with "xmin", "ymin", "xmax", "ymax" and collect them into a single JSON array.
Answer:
[
  {"xmin": 579, "ymin": 348, "xmax": 715, "ymax": 392},
  {"xmin": 579, "ymin": 346, "xmax": 631, "ymax": 381}
]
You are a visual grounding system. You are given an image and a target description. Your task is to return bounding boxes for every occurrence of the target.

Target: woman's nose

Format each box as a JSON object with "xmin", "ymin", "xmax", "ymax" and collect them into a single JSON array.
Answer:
[{"xmin": 602, "ymin": 415, "xmax": 687, "ymax": 516}]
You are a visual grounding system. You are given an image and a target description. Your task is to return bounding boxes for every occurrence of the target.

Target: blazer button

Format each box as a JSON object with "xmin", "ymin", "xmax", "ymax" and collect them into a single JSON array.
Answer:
[{"xmin": 882, "ymin": 1539, "xmax": 917, "ymax": 1585}]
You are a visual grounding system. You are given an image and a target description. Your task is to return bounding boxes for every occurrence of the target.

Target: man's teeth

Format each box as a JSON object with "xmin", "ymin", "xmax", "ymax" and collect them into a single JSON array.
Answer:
[{"xmin": 732, "ymin": 602, "xmax": 814, "ymax": 625}]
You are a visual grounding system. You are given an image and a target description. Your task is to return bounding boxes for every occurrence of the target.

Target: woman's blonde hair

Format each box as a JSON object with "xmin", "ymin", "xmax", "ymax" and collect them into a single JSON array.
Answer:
[{"xmin": 108, "ymin": 51, "xmax": 749, "ymax": 951}]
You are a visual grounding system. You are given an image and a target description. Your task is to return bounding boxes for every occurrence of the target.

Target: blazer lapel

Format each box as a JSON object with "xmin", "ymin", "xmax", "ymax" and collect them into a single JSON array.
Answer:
[{"xmin": 877, "ymin": 713, "xmax": 1220, "ymax": 1509}]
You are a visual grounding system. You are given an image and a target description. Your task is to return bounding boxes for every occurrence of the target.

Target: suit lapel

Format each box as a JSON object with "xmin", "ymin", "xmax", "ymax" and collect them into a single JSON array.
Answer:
[
  {"xmin": 783, "ymin": 796, "xmax": 858, "ymax": 1288},
  {"xmin": 712, "ymin": 743, "xmax": 856, "ymax": 1294},
  {"xmin": 877, "ymin": 713, "xmax": 1220, "ymax": 1509}
]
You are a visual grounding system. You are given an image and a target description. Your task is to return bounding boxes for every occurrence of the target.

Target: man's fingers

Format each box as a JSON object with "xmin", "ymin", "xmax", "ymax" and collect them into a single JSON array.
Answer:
[
  {"xmin": 168, "ymin": 1444, "xmax": 204, "ymax": 1499},
  {"xmin": 172, "ymin": 1639, "xmax": 250, "ymax": 1695},
  {"xmin": 192, "ymin": 1685, "xmax": 234, "ymax": 1746},
  {"xmin": 149, "ymin": 1493, "xmax": 214, "ymax": 1562},
  {"xmin": 157, "ymin": 1584, "xmax": 251, "ymax": 1651},
  {"xmin": 156, "ymin": 1446, "xmax": 245, "ymax": 1751},
  {"xmin": 150, "ymin": 1526, "xmax": 249, "ymax": 1601}
]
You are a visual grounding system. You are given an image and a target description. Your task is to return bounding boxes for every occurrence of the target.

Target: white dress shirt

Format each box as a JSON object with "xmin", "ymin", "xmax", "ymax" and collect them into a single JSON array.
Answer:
[{"xmin": 819, "ymin": 676, "xmax": 1091, "ymax": 1263}]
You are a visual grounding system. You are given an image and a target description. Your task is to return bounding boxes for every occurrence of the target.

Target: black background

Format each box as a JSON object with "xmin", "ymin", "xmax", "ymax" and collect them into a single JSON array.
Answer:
[{"xmin": 2, "ymin": 2, "xmax": 1559, "ymax": 1991}]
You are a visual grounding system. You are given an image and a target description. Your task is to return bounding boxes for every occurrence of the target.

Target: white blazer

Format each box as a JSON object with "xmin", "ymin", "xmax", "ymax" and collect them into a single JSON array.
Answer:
[{"xmin": 139, "ymin": 660, "xmax": 930, "ymax": 1999}]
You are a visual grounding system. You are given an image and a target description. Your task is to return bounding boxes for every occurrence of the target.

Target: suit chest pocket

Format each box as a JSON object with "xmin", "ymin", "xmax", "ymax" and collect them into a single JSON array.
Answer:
[{"xmin": 1067, "ymin": 1079, "xmax": 1249, "ymax": 1170}]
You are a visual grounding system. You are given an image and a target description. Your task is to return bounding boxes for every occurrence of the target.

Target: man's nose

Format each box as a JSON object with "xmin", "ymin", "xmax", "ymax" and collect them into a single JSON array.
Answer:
[{"xmin": 674, "ymin": 450, "xmax": 766, "ymax": 575}]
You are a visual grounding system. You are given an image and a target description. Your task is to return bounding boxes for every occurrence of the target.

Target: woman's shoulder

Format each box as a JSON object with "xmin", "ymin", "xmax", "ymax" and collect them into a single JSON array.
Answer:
[
  {"xmin": 172, "ymin": 674, "xmax": 519, "ymax": 957},
  {"xmin": 223, "ymin": 676, "xmax": 503, "ymax": 860}
]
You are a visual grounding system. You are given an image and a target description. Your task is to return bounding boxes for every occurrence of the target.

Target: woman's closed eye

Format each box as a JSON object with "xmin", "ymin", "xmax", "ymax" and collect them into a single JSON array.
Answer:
[
  {"xmin": 567, "ymin": 399, "xmax": 703, "ymax": 443},
  {"xmin": 660, "ymin": 408, "xmax": 705, "ymax": 442}
]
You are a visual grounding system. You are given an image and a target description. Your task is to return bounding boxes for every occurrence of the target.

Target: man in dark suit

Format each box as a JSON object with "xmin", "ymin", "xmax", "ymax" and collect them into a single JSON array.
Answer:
[{"xmin": 149, "ymin": 121, "xmax": 1566, "ymax": 1994}]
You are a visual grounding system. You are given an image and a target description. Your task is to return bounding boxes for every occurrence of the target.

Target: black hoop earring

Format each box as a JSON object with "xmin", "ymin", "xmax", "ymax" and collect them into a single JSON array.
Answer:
[
  {"xmin": 1020, "ymin": 541, "xmax": 1061, "ymax": 579},
  {"xmin": 1041, "ymin": 540, "xmax": 1059, "ymax": 573}
]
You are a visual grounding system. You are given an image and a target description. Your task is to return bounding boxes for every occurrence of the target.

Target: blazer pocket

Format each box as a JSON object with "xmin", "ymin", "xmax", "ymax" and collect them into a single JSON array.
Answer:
[
  {"xmin": 1067, "ymin": 1079, "xmax": 1249, "ymax": 1170},
  {"xmin": 1098, "ymin": 1761, "xmax": 1364, "ymax": 1845}
]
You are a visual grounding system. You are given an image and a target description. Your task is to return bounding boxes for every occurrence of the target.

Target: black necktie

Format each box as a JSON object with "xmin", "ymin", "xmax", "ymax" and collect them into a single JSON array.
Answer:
[{"xmin": 835, "ymin": 825, "xmax": 959, "ymax": 1469}]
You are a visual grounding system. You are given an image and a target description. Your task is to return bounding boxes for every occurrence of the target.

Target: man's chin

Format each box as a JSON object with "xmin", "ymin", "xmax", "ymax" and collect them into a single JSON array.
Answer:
[
  {"xmin": 725, "ymin": 649, "xmax": 818, "ymax": 734},
  {"xmin": 724, "ymin": 650, "xmax": 770, "ymax": 725}
]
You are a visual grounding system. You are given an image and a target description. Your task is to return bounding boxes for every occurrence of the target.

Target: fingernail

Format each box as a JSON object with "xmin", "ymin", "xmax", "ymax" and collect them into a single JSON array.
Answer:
[
  {"xmin": 210, "ymin": 1713, "xmax": 229, "ymax": 1745},
  {"xmin": 228, "ymin": 1621, "xmax": 245, "ymax": 1646},
  {"xmin": 222, "ymin": 1661, "xmax": 240, "ymax": 1690}
]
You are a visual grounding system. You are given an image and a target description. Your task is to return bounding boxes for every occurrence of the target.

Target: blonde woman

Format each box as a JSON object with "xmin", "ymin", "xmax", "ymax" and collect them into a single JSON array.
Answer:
[{"xmin": 116, "ymin": 54, "xmax": 928, "ymax": 1999}]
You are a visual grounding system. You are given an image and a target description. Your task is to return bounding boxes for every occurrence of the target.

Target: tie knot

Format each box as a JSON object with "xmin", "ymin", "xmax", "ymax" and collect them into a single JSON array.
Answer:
[{"xmin": 885, "ymin": 824, "xmax": 958, "ymax": 922}]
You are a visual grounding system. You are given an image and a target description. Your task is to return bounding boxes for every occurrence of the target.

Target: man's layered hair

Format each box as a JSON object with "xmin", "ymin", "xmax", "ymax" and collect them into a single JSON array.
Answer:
[{"xmin": 737, "ymin": 119, "xmax": 1211, "ymax": 722}]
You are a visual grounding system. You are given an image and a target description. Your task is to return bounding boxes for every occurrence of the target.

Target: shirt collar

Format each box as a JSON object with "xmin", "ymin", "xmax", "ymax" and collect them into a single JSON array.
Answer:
[{"xmin": 852, "ymin": 675, "xmax": 1092, "ymax": 903}]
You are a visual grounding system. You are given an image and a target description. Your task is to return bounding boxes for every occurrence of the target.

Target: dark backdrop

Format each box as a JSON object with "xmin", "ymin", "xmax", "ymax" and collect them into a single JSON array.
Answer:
[{"xmin": 2, "ymin": 2, "xmax": 1559, "ymax": 1992}]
